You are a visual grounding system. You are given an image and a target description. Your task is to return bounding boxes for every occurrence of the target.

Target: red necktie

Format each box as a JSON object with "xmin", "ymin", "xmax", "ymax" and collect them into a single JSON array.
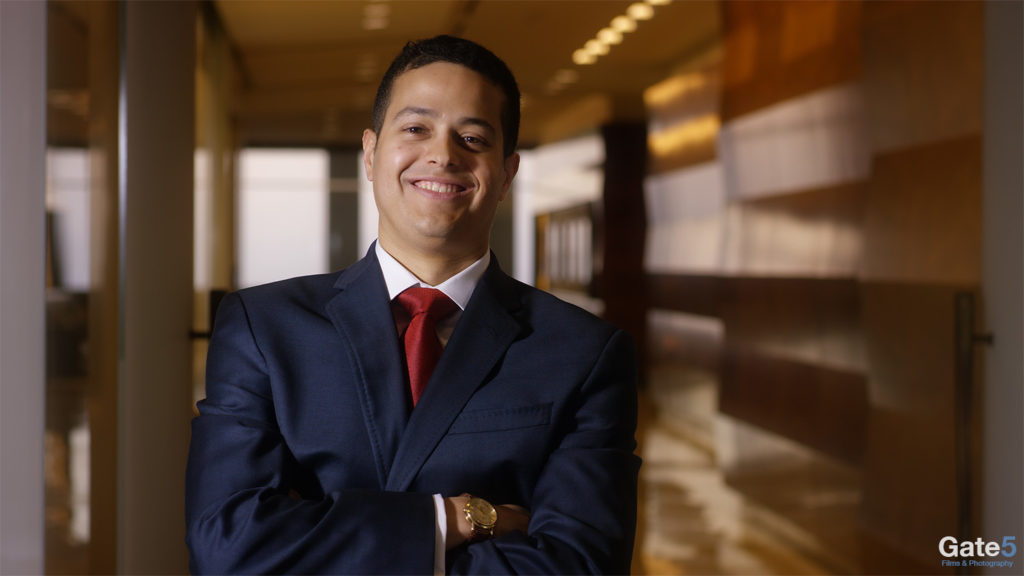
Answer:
[{"xmin": 396, "ymin": 287, "xmax": 458, "ymax": 406}]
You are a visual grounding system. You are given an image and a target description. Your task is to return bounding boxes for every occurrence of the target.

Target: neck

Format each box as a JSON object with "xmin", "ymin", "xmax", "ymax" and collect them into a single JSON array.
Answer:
[{"xmin": 379, "ymin": 238, "xmax": 487, "ymax": 286}]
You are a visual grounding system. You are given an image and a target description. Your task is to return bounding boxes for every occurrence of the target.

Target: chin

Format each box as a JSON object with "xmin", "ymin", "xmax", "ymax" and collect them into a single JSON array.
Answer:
[
  {"xmin": 411, "ymin": 217, "xmax": 461, "ymax": 239},
  {"xmin": 410, "ymin": 223, "xmax": 454, "ymax": 240}
]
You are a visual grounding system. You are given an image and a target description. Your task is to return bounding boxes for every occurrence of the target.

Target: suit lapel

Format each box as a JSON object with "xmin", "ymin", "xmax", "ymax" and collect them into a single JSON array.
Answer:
[
  {"xmin": 324, "ymin": 248, "xmax": 408, "ymax": 488},
  {"xmin": 385, "ymin": 259, "xmax": 524, "ymax": 492}
]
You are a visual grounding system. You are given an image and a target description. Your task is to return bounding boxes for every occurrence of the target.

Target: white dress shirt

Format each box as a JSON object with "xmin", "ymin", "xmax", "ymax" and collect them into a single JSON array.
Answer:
[{"xmin": 374, "ymin": 241, "xmax": 490, "ymax": 575}]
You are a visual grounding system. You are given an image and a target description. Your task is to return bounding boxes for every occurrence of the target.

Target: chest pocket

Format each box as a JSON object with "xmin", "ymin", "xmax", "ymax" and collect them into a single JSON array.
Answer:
[{"xmin": 447, "ymin": 403, "xmax": 551, "ymax": 435}]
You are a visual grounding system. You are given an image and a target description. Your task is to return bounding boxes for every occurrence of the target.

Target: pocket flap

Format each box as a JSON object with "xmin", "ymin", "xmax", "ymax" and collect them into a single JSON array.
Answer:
[{"xmin": 448, "ymin": 403, "xmax": 552, "ymax": 435}]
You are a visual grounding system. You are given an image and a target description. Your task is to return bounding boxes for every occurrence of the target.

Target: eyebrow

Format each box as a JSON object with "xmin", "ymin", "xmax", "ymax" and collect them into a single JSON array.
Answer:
[{"xmin": 392, "ymin": 106, "xmax": 497, "ymax": 136}]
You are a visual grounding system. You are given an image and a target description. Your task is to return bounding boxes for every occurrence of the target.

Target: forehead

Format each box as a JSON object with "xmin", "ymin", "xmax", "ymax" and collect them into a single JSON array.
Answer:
[{"xmin": 386, "ymin": 62, "xmax": 506, "ymax": 124}]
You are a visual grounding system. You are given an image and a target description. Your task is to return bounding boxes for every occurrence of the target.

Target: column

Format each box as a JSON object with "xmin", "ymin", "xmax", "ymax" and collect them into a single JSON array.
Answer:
[
  {"xmin": 600, "ymin": 119, "xmax": 648, "ymax": 371},
  {"xmin": 120, "ymin": 2, "xmax": 196, "ymax": 572},
  {"xmin": 0, "ymin": 2, "xmax": 46, "ymax": 573}
]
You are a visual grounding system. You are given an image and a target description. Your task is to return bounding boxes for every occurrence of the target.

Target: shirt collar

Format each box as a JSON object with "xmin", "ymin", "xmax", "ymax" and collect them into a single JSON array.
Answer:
[{"xmin": 375, "ymin": 241, "xmax": 489, "ymax": 311}]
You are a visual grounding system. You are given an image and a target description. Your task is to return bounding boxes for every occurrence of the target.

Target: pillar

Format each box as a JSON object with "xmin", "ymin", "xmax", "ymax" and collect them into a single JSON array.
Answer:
[
  {"xmin": 120, "ymin": 2, "xmax": 196, "ymax": 572},
  {"xmin": 600, "ymin": 119, "xmax": 648, "ymax": 374},
  {"xmin": 0, "ymin": 2, "xmax": 46, "ymax": 573}
]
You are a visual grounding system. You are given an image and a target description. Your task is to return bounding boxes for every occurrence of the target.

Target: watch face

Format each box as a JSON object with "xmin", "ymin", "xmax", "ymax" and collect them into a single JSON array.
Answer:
[{"xmin": 468, "ymin": 498, "xmax": 497, "ymax": 526}]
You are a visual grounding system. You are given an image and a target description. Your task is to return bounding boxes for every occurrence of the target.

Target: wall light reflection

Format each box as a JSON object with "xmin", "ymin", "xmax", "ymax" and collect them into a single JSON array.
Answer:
[{"xmin": 648, "ymin": 114, "xmax": 720, "ymax": 159}]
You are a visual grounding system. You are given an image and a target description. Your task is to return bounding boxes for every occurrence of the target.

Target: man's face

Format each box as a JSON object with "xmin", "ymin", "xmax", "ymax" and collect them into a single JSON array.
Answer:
[{"xmin": 362, "ymin": 62, "xmax": 519, "ymax": 263}]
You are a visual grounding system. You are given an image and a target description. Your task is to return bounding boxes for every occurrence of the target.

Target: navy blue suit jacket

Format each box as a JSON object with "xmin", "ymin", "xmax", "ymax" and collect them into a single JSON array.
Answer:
[{"xmin": 185, "ymin": 248, "xmax": 640, "ymax": 574}]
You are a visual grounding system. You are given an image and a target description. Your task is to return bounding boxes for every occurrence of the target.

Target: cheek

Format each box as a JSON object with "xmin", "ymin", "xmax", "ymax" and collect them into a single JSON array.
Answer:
[
  {"xmin": 483, "ymin": 168, "xmax": 510, "ymax": 200},
  {"xmin": 384, "ymin": 144, "xmax": 418, "ymax": 173}
]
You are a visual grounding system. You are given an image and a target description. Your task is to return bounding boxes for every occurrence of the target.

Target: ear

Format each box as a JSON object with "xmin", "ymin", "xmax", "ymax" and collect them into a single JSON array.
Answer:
[
  {"xmin": 361, "ymin": 129, "xmax": 377, "ymax": 181},
  {"xmin": 499, "ymin": 152, "xmax": 520, "ymax": 202}
]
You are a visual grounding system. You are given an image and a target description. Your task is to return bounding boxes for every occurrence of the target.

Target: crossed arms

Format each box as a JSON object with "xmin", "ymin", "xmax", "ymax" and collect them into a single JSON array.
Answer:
[{"xmin": 185, "ymin": 288, "xmax": 640, "ymax": 574}]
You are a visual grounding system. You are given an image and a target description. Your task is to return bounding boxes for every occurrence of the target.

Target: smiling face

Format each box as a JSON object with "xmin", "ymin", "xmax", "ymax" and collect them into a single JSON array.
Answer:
[{"xmin": 362, "ymin": 62, "xmax": 520, "ymax": 272}]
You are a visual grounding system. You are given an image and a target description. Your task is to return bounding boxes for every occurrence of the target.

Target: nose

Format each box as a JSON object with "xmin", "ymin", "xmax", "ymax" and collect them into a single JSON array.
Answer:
[{"xmin": 426, "ymin": 132, "xmax": 459, "ymax": 167}]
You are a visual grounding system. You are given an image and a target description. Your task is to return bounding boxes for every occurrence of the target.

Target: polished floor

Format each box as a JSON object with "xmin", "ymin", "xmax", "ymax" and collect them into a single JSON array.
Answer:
[{"xmin": 636, "ymin": 391, "xmax": 834, "ymax": 576}]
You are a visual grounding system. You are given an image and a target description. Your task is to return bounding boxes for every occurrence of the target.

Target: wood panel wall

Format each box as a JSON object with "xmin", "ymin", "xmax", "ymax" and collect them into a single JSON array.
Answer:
[{"xmin": 642, "ymin": 1, "xmax": 984, "ymax": 572}]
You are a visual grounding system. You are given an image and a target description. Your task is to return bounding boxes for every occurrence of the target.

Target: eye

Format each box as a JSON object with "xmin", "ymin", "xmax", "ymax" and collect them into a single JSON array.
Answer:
[
  {"xmin": 461, "ymin": 134, "xmax": 489, "ymax": 148},
  {"xmin": 402, "ymin": 125, "xmax": 427, "ymax": 135}
]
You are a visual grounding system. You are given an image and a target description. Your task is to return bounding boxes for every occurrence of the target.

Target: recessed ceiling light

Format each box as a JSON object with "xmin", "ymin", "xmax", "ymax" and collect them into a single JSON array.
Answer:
[
  {"xmin": 584, "ymin": 39, "xmax": 609, "ymax": 56},
  {"xmin": 569, "ymin": 1, "xmax": 664, "ymax": 68},
  {"xmin": 573, "ymin": 49, "xmax": 597, "ymax": 65},
  {"xmin": 363, "ymin": 2, "xmax": 390, "ymax": 30},
  {"xmin": 627, "ymin": 3, "xmax": 654, "ymax": 20},
  {"xmin": 553, "ymin": 69, "xmax": 579, "ymax": 84},
  {"xmin": 611, "ymin": 15, "xmax": 637, "ymax": 33},
  {"xmin": 597, "ymin": 27, "xmax": 623, "ymax": 45},
  {"xmin": 364, "ymin": 3, "xmax": 390, "ymax": 18}
]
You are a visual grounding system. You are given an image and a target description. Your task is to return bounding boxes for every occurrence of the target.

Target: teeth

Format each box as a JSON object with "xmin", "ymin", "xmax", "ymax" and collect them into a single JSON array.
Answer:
[{"xmin": 416, "ymin": 181, "xmax": 461, "ymax": 194}]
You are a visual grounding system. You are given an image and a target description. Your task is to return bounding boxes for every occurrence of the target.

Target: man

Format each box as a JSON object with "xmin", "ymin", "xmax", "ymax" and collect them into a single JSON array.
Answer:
[{"xmin": 185, "ymin": 35, "xmax": 639, "ymax": 574}]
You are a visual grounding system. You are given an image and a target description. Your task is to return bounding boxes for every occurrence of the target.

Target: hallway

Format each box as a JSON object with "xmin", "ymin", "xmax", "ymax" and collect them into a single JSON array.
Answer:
[{"xmin": 3, "ymin": 1, "xmax": 1021, "ymax": 574}]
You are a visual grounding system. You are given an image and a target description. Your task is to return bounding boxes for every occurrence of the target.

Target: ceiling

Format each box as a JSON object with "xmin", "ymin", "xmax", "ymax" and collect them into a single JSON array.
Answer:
[{"xmin": 212, "ymin": 0, "xmax": 721, "ymax": 149}]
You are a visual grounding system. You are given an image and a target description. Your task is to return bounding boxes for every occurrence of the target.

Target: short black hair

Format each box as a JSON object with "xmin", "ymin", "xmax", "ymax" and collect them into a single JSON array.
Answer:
[{"xmin": 372, "ymin": 35, "xmax": 520, "ymax": 157}]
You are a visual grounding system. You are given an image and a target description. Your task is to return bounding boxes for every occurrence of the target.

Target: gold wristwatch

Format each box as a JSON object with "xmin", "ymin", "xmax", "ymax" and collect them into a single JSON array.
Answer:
[{"xmin": 463, "ymin": 496, "xmax": 497, "ymax": 542}]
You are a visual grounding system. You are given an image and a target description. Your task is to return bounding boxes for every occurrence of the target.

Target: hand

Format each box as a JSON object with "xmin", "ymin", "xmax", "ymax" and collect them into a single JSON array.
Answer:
[
  {"xmin": 444, "ymin": 494, "xmax": 531, "ymax": 550},
  {"xmin": 494, "ymin": 503, "xmax": 530, "ymax": 538}
]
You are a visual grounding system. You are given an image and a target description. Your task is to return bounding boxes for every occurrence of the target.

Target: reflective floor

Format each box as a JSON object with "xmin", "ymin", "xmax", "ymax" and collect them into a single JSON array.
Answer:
[{"xmin": 636, "ymin": 393, "xmax": 834, "ymax": 576}]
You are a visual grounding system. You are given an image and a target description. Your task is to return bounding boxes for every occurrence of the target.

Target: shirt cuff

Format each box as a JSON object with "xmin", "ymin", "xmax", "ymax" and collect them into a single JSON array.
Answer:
[{"xmin": 433, "ymin": 493, "xmax": 448, "ymax": 576}]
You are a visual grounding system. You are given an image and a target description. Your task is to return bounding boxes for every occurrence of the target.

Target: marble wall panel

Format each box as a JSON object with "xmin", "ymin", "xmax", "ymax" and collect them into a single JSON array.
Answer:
[
  {"xmin": 721, "ymin": 0, "xmax": 862, "ymax": 121},
  {"xmin": 721, "ymin": 182, "xmax": 864, "ymax": 278},
  {"xmin": 645, "ymin": 163, "xmax": 726, "ymax": 275},
  {"xmin": 643, "ymin": 1, "xmax": 984, "ymax": 572},
  {"xmin": 719, "ymin": 83, "xmax": 870, "ymax": 202}
]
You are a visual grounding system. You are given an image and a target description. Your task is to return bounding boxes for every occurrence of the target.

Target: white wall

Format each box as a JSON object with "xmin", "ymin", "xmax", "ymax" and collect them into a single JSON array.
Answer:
[{"xmin": 237, "ymin": 149, "xmax": 329, "ymax": 288}]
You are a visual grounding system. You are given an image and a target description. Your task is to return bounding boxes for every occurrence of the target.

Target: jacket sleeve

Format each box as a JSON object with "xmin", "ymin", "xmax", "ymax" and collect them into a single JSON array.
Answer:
[
  {"xmin": 185, "ymin": 292, "xmax": 436, "ymax": 575},
  {"xmin": 447, "ymin": 328, "xmax": 641, "ymax": 575}
]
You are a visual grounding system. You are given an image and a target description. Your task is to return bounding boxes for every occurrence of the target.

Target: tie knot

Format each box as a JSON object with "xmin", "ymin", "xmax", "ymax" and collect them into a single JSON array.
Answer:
[{"xmin": 396, "ymin": 286, "xmax": 457, "ymax": 320}]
